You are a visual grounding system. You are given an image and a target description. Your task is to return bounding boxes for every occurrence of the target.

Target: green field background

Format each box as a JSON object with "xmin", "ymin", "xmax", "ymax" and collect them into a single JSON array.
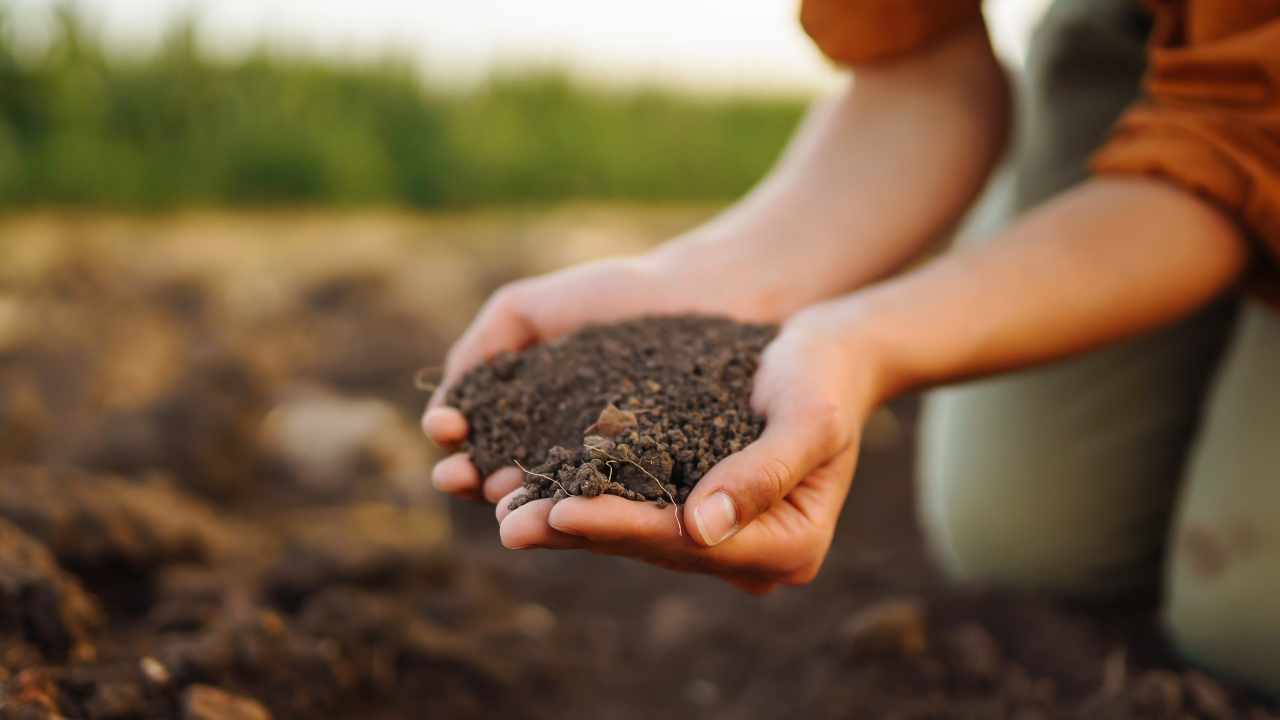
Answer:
[{"xmin": 0, "ymin": 9, "xmax": 809, "ymax": 210}]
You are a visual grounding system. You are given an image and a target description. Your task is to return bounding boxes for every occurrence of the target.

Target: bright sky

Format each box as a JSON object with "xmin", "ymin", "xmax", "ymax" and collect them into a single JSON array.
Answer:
[{"xmin": 9, "ymin": 0, "xmax": 1050, "ymax": 93}]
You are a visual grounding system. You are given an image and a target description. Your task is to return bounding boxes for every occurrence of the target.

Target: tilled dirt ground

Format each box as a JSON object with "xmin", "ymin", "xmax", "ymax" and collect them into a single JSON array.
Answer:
[{"xmin": 0, "ymin": 213, "xmax": 1278, "ymax": 719}]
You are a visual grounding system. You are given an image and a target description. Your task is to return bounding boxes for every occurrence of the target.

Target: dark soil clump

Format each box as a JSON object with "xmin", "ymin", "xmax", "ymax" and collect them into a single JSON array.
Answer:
[{"xmin": 447, "ymin": 315, "xmax": 777, "ymax": 508}]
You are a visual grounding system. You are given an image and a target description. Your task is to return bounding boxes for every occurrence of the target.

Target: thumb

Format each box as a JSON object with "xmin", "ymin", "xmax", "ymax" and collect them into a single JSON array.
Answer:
[{"xmin": 684, "ymin": 401, "xmax": 846, "ymax": 547}]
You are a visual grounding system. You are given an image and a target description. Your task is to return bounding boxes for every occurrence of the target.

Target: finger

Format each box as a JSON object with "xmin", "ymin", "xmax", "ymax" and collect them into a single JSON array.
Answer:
[
  {"xmin": 429, "ymin": 289, "xmax": 538, "ymax": 408},
  {"xmin": 432, "ymin": 453, "xmax": 481, "ymax": 496},
  {"xmin": 682, "ymin": 404, "xmax": 843, "ymax": 548},
  {"xmin": 547, "ymin": 495, "xmax": 685, "ymax": 544},
  {"xmin": 495, "ymin": 486, "xmax": 526, "ymax": 524},
  {"xmin": 499, "ymin": 498, "xmax": 586, "ymax": 550},
  {"xmin": 482, "ymin": 466, "xmax": 525, "ymax": 505},
  {"xmin": 422, "ymin": 407, "xmax": 468, "ymax": 447}
]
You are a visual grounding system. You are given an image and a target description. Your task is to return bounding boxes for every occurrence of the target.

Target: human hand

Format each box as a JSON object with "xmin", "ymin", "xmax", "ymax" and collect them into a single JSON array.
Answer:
[{"xmin": 493, "ymin": 303, "xmax": 880, "ymax": 594}]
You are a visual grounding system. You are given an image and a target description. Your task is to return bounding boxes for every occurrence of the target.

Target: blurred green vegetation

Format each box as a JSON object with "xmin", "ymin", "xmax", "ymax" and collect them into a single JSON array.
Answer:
[{"xmin": 0, "ymin": 9, "xmax": 808, "ymax": 210}]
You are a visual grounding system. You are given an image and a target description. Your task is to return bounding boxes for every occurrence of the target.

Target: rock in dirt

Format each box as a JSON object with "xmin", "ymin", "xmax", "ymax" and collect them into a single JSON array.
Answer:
[
  {"xmin": 140, "ymin": 656, "xmax": 171, "ymax": 686},
  {"xmin": 0, "ymin": 519, "xmax": 102, "ymax": 664},
  {"xmin": 182, "ymin": 685, "xmax": 272, "ymax": 720},
  {"xmin": 447, "ymin": 315, "xmax": 777, "ymax": 508},
  {"xmin": 839, "ymin": 598, "xmax": 928, "ymax": 658}
]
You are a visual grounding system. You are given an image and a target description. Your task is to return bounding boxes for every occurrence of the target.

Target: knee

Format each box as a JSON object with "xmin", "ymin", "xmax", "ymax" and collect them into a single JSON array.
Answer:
[
  {"xmin": 918, "ymin": 462, "xmax": 1126, "ymax": 596},
  {"xmin": 1166, "ymin": 518, "xmax": 1280, "ymax": 698}
]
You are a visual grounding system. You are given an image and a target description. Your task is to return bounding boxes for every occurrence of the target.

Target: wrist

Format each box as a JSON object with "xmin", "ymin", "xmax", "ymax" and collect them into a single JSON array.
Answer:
[
  {"xmin": 783, "ymin": 299, "xmax": 905, "ymax": 418},
  {"xmin": 642, "ymin": 231, "xmax": 797, "ymax": 323}
]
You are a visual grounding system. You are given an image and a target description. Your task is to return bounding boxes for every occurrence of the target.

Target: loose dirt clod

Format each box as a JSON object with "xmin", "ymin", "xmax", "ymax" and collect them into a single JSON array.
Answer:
[
  {"xmin": 182, "ymin": 684, "xmax": 272, "ymax": 720},
  {"xmin": 447, "ymin": 315, "xmax": 778, "ymax": 510}
]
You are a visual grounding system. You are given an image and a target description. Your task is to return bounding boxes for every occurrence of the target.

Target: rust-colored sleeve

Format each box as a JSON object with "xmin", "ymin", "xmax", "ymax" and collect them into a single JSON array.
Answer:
[
  {"xmin": 1091, "ymin": 1, "xmax": 1280, "ymax": 297},
  {"xmin": 800, "ymin": 0, "xmax": 983, "ymax": 65}
]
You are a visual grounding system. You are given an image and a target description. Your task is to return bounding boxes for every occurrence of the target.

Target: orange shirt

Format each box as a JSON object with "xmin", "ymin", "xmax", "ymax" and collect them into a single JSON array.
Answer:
[{"xmin": 801, "ymin": 0, "xmax": 1280, "ymax": 305}]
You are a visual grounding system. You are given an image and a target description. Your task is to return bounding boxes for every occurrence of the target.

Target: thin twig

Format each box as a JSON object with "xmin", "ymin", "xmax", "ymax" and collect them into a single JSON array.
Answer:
[
  {"xmin": 513, "ymin": 459, "xmax": 571, "ymax": 499},
  {"xmin": 583, "ymin": 440, "xmax": 683, "ymax": 537}
]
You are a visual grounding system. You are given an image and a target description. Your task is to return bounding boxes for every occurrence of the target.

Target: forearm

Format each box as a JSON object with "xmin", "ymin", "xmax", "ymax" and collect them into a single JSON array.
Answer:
[
  {"xmin": 830, "ymin": 178, "xmax": 1249, "ymax": 408},
  {"xmin": 650, "ymin": 22, "xmax": 1010, "ymax": 321}
]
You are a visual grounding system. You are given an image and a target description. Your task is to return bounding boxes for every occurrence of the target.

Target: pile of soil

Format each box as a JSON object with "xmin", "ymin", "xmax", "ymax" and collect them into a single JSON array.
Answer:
[{"xmin": 448, "ymin": 316, "xmax": 776, "ymax": 508}]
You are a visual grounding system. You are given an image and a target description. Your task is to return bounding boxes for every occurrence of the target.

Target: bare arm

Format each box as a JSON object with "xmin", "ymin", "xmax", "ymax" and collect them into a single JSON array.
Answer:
[
  {"xmin": 838, "ymin": 177, "xmax": 1249, "ymax": 407},
  {"xmin": 427, "ymin": 23, "xmax": 1010, "ymax": 504},
  {"xmin": 654, "ymin": 20, "xmax": 1010, "ymax": 320}
]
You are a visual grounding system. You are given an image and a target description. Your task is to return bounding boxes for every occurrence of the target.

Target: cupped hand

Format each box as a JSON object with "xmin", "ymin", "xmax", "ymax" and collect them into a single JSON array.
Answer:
[
  {"xmin": 493, "ymin": 304, "xmax": 879, "ymax": 594},
  {"xmin": 423, "ymin": 253, "xmax": 765, "ymax": 504}
]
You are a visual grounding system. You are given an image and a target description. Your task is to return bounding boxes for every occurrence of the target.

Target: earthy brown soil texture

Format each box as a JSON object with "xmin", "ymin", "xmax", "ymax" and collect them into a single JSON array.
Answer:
[
  {"xmin": 0, "ymin": 224, "xmax": 1278, "ymax": 719},
  {"xmin": 447, "ymin": 316, "xmax": 776, "ymax": 509}
]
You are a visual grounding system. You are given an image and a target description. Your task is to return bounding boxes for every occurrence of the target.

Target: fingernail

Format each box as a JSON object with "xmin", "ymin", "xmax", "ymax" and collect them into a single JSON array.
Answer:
[{"xmin": 693, "ymin": 492, "xmax": 739, "ymax": 546}]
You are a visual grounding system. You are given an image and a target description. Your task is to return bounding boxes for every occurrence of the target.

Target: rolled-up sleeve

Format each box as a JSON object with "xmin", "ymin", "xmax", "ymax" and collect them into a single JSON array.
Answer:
[
  {"xmin": 800, "ymin": 0, "xmax": 983, "ymax": 66},
  {"xmin": 1091, "ymin": 1, "xmax": 1280, "ymax": 293}
]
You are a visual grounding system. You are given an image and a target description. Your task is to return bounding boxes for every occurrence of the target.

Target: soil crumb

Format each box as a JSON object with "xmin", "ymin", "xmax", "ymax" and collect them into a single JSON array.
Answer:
[{"xmin": 447, "ymin": 315, "xmax": 777, "ymax": 509}]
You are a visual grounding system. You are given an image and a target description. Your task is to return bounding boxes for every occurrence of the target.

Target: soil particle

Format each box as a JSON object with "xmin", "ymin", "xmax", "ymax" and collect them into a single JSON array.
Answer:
[
  {"xmin": 140, "ymin": 657, "xmax": 172, "ymax": 686},
  {"xmin": 181, "ymin": 684, "xmax": 272, "ymax": 720},
  {"xmin": 447, "ymin": 315, "xmax": 777, "ymax": 508},
  {"xmin": 839, "ymin": 598, "xmax": 928, "ymax": 658}
]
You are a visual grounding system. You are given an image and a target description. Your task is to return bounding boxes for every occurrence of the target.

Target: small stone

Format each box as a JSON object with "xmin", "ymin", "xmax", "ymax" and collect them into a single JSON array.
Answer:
[
  {"xmin": 1184, "ymin": 670, "xmax": 1234, "ymax": 720},
  {"xmin": 1132, "ymin": 670, "xmax": 1184, "ymax": 714},
  {"xmin": 839, "ymin": 598, "xmax": 927, "ymax": 657},
  {"xmin": 182, "ymin": 685, "xmax": 272, "ymax": 720},
  {"xmin": 591, "ymin": 403, "xmax": 637, "ymax": 438},
  {"xmin": 140, "ymin": 656, "xmax": 171, "ymax": 685}
]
